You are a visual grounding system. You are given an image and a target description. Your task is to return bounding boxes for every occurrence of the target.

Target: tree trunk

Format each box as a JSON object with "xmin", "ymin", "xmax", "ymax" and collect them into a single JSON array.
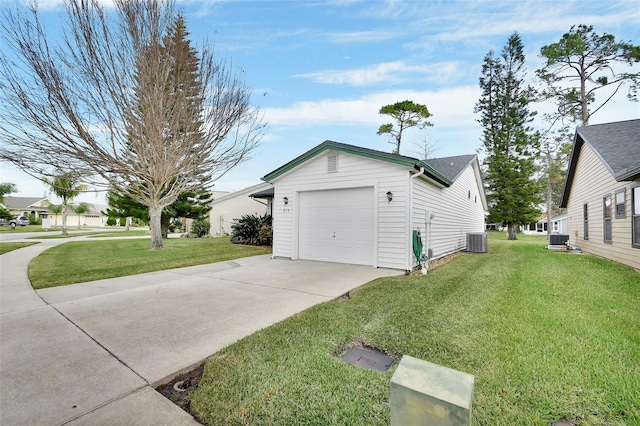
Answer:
[
  {"xmin": 148, "ymin": 205, "xmax": 165, "ymax": 250},
  {"xmin": 125, "ymin": 216, "xmax": 130, "ymax": 231},
  {"xmin": 546, "ymin": 149, "xmax": 553, "ymax": 240},
  {"xmin": 161, "ymin": 214, "xmax": 170, "ymax": 239},
  {"xmin": 507, "ymin": 224, "xmax": 518, "ymax": 240},
  {"xmin": 61, "ymin": 201, "xmax": 68, "ymax": 235}
]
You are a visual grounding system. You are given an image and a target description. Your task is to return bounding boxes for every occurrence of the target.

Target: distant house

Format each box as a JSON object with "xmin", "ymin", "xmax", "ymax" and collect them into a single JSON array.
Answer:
[
  {"xmin": 1, "ymin": 196, "xmax": 108, "ymax": 228},
  {"xmin": 551, "ymin": 214, "xmax": 568, "ymax": 235},
  {"xmin": 209, "ymin": 184, "xmax": 272, "ymax": 236},
  {"xmin": 51, "ymin": 203, "xmax": 108, "ymax": 228},
  {"xmin": 1, "ymin": 196, "xmax": 51, "ymax": 220},
  {"xmin": 560, "ymin": 119, "xmax": 640, "ymax": 270},
  {"xmin": 262, "ymin": 141, "xmax": 487, "ymax": 271},
  {"xmin": 521, "ymin": 213, "xmax": 567, "ymax": 235},
  {"xmin": 522, "ymin": 215, "xmax": 548, "ymax": 235}
]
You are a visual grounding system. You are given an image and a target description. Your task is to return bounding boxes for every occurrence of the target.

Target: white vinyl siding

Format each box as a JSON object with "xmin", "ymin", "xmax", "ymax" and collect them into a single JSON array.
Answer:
[
  {"xmin": 271, "ymin": 151, "xmax": 408, "ymax": 269},
  {"xmin": 566, "ymin": 143, "xmax": 640, "ymax": 270},
  {"xmin": 412, "ymin": 164, "xmax": 485, "ymax": 265},
  {"xmin": 210, "ymin": 185, "xmax": 270, "ymax": 236}
]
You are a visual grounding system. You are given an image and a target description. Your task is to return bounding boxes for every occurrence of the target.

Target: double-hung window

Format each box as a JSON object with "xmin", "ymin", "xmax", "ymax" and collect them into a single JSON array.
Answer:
[
  {"xmin": 633, "ymin": 186, "xmax": 640, "ymax": 249},
  {"xmin": 603, "ymin": 194, "xmax": 612, "ymax": 243},
  {"xmin": 615, "ymin": 189, "xmax": 626, "ymax": 219},
  {"xmin": 583, "ymin": 203, "xmax": 589, "ymax": 240}
]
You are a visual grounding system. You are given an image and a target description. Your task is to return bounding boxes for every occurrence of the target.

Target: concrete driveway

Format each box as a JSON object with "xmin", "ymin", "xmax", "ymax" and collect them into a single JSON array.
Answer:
[{"xmin": 0, "ymin": 237, "xmax": 399, "ymax": 425}]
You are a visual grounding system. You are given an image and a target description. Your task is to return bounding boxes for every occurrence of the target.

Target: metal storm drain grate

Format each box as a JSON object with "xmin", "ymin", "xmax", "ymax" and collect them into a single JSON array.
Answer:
[{"xmin": 341, "ymin": 347, "xmax": 395, "ymax": 371}]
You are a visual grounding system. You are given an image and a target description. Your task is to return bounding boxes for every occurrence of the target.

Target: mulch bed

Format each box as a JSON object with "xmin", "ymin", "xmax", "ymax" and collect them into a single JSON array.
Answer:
[{"xmin": 155, "ymin": 363, "xmax": 205, "ymax": 423}]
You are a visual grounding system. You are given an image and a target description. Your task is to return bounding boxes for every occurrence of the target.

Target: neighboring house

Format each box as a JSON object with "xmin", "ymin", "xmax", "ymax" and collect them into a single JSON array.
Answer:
[
  {"xmin": 1, "ymin": 196, "xmax": 109, "ymax": 227},
  {"xmin": 262, "ymin": 141, "xmax": 487, "ymax": 271},
  {"xmin": 522, "ymin": 214, "xmax": 568, "ymax": 235},
  {"xmin": 44, "ymin": 203, "xmax": 109, "ymax": 228},
  {"xmin": 209, "ymin": 184, "xmax": 272, "ymax": 236},
  {"xmin": 522, "ymin": 215, "xmax": 548, "ymax": 235},
  {"xmin": 551, "ymin": 214, "xmax": 568, "ymax": 235},
  {"xmin": 560, "ymin": 119, "xmax": 640, "ymax": 271},
  {"xmin": 1, "ymin": 196, "xmax": 52, "ymax": 219}
]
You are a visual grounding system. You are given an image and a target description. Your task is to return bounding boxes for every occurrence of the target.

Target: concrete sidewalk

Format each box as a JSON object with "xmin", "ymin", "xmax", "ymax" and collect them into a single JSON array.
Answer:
[{"xmin": 0, "ymin": 236, "xmax": 400, "ymax": 425}]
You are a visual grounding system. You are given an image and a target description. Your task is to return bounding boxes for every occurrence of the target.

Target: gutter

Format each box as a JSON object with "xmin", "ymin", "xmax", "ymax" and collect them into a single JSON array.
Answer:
[{"xmin": 407, "ymin": 167, "xmax": 425, "ymax": 272}]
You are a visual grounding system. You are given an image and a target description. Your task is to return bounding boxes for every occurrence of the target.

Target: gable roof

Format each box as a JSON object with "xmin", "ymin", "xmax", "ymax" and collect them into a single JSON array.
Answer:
[
  {"xmin": 1, "ymin": 196, "xmax": 50, "ymax": 210},
  {"xmin": 262, "ymin": 140, "xmax": 452, "ymax": 187},
  {"xmin": 424, "ymin": 154, "xmax": 477, "ymax": 182},
  {"xmin": 211, "ymin": 182, "xmax": 271, "ymax": 205},
  {"xmin": 561, "ymin": 119, "xmax": 640, "ymax": 207}
]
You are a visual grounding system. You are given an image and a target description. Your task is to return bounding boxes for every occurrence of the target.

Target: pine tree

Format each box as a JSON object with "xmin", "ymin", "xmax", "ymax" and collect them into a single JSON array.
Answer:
[
  {"xmin": 475, "ymin": 33, "xmax": 543, "ymax": 240},
  {"xmin": 127, "ymin": 13, "xmax": 206, "ymax": 247}
]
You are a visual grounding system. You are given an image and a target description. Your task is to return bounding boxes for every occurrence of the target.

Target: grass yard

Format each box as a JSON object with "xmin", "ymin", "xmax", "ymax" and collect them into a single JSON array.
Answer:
[
  {"xmin": 0, "ymin": 242, "xmax": 39, "ymax": 254},
  {"xmin": 27, "ymin": 230, "xmax": 151, "ymax": 239},
  {"xmin": 189, "ymin": 233, "xmax": 640, "ymax": 425},
  {"xmin": 28, "ymin": 237, "xmax": 271, "ymax": 289},
  {"xmin": 0, "ymin": 225, "xmax": 51, "ymax": 233}
]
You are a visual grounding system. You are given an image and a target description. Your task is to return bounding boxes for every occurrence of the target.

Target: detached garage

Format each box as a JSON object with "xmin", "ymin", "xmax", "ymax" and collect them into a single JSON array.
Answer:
[{"xmin": 262, "ymin": 141, "xmax": 487, "ymax": 271}]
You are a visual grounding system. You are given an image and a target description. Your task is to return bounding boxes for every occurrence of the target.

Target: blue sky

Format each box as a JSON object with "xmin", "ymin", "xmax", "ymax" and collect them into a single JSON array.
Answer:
[{"xmin": 2, "ymin": 0, "xmax": 639, "ymax": 203}]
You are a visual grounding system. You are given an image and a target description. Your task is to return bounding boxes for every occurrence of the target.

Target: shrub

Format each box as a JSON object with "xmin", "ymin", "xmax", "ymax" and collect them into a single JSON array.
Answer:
[
  {"xmin": 168, "ymin": 218, "xmax": 183, "ymax": 233},
  {"xmin": 231, "ymin": 214, "xmax": 272, "ymax": 246},
  {"xmin": 29, "ymin": 213, "xmax": 41, "ymax": 225},
  {"xmin": 191, "ymin": 219, "xmax": 211, "ymax": 238},
  {"xmin": 106, "ymin": 217, "xmax": 117, "ymax": 226}
]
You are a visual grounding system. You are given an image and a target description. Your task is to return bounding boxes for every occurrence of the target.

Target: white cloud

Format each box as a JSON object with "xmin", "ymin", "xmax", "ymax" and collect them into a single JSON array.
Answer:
[
  {"xmin": 264, "ymin": 85, "xmax": 481, "ymax": 129},
  {"xmin": 325, "ymin": 30, "xmax": 396, "ymax": 44},
  {"xmin": 293, "ymin": 60, "xmax": 464, "ymax": 86}
]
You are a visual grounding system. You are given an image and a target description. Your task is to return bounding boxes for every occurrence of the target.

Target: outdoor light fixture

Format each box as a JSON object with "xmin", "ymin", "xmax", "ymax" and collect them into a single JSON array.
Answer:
[
  {"xmin": 386, "ymin": 191, "xmax": 393, "ymax": 203},
  {"xmin": 283, "ymin": 196, "xmax": 289, "ymax": 205}
]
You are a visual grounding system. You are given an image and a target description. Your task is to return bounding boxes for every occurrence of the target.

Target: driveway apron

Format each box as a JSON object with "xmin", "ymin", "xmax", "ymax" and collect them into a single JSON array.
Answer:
[{"xmin": 1, "ymin": 236, "xmax": 399, "ymax": 425}]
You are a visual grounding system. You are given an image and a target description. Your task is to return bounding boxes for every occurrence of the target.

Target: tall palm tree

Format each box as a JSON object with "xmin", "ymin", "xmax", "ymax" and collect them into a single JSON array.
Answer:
[
  {"xmin": 43, "ymin": 173, "xmax": 88, "ymax": 235},
  {"xmin": 70, "ymin": 202, "xmax": 91, "ymax": 229}
]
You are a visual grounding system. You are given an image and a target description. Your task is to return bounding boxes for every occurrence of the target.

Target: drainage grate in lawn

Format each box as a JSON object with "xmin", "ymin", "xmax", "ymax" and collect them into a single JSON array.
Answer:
[{"xmin": 341, "ymin": 347, "xmax": 395, "ymax": 371}]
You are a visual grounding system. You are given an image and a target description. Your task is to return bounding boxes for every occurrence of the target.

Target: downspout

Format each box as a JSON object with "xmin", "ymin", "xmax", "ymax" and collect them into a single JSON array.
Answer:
[{"xmin": 408, "ymin": 167, "xmax": 425, "ymax": 272}]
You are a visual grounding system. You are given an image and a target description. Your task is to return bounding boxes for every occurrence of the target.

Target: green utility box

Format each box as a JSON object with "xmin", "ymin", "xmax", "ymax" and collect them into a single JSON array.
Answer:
[{"xmin": 390, "ymin": 355, "xmax": 474, "ymax": 425}]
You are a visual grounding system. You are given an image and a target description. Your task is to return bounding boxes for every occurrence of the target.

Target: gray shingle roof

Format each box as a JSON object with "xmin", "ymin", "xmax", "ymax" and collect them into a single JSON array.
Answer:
[
  {"xmin": 424, "ymin": 154, "xmax": 477, "ymax": 182},
  {"xmin": 1, "ymin": 196, "xmax": 50, "ymax": 210},
  {"xmin": 250, "ymin": 187, "xmax": 274, "ymax": 199},
  {"xmin": 576, "ymin": 119, "xmax": 640, "ymax": 179},
  {"xmin": 560, "ymin": 119, "xmax": 640, "ymax": 208}
]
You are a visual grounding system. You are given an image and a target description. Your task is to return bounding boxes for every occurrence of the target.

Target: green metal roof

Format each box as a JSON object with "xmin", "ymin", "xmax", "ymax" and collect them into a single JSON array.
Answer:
[{"xmin": 261, "ymin": 140, "xmax": 452, "ymax": 187}]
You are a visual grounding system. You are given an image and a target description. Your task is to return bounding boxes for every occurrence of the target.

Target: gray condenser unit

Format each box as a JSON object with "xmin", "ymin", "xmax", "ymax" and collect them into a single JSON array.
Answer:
[
  {"xmin": 549, "ymin": 234, "xmax": 569, "ymax": 245},
  {"xmin": 467, "ymin": 233, "xmax": 488, "ymax": 253}
]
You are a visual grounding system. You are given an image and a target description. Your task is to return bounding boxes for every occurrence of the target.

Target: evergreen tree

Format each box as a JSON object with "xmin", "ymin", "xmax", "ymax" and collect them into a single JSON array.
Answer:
[
  {"xmin": 106, "ymin": 188, "xmax": 212, "ymax": 237},
  {"xmin": 377, "ymin": 100, "xmax": 433, "ymax": 154},
  {"xmin": 475, "ymin": 33, "xmax": 543, "ymax": 240},
  {"xmin": 126, "ymin": 13, "xmax": 207, "ymax": 245},
  {"xmin": 537, "ymin": 24, "xmax": 640, "ymax": 125}
]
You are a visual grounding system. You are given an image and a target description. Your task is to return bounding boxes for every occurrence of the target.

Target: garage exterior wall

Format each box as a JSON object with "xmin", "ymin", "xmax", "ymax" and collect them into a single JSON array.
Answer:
[
  {"xmin": 271, "ymin": 150, "xmax": 409, "ymax": 269},
  {"xmin": 566, "ymin": 144, "xmax": 640, "ymax": 270},
  {"xmin": 412, "ymin": 164, "xmax": 485, "ymax": 265}
]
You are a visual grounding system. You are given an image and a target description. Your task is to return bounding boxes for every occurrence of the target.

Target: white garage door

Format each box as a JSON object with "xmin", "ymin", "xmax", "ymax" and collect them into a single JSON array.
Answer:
[{"xmin": 298, "ymin": 187, "xmax": 374, "ymax": 266}]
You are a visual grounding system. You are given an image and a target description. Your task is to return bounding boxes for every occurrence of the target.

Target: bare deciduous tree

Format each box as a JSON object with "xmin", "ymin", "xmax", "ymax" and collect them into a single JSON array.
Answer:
[{"xmin": 0, "ymin": 0, "xmax": 265, "ymax": 249}]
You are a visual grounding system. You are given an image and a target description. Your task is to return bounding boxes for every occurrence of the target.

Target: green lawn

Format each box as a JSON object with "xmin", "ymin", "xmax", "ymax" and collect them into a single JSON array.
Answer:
[
  {"xmin": 189, "ymin": 233, "xmax": 640, "ymax": 425},
  {"xmin": 28, "ymin": 237, "xmax": 271, "ymax": 289},
  {"xmin": 27, "ymin": 230, "xmax": 151, "ymax": 239},
  {"xmin": 0, "ymin": 242, "xmax": 39, "ymax": 254},
  {"xmin": 0, "ymin": 225, "xmax": 50, "ymax": 233}
]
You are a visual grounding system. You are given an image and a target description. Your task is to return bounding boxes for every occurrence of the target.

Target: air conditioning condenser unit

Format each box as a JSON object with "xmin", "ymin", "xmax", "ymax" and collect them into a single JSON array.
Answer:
[{"xmin": 467, "ymin": 233, "xmax": 488, "ymax": 253}]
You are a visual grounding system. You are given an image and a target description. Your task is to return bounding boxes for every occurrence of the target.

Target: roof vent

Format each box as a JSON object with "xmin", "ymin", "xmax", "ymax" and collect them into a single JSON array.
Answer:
[{"xmin": 327, "ymin": 154, "xmax": 338, "ymax": 173}]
